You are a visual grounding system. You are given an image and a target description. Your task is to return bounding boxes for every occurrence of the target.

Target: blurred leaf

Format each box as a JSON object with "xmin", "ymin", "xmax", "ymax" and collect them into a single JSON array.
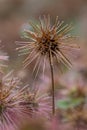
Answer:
[
  {"xmin": 70, "ymin": 98, "xmax": 84, "ymax": 107},
  {"xmin": 56, "ymin": 97, "xmax": 84, "ymax": 110},
  {"xmin": 56, "ymin": 99, "xmax": 71, "ymax": 110}
]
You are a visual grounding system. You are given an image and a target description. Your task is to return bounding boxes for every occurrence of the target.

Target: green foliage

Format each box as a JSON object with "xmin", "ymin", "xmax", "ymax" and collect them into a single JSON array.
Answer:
[{"xmin": 56, "ymin": 97, "xmax": 84, "ymax": 110}]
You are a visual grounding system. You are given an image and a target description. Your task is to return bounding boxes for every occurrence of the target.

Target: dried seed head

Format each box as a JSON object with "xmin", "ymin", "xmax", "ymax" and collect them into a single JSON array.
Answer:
[
  {"xmin": 0, "ymin": 71, "xmax": 29, "ymax": 130},
  {"xmin": 17, "ymin": 15, "xmax": 79, "ymax": 75},
  {"xmin": 23, "ymin": 87, "xmax": 52, "ymax": 119}
]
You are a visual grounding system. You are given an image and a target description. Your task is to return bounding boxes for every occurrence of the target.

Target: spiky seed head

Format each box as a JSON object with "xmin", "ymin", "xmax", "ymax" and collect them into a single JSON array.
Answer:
[
  {"xmin": 17, "ymin": 15, "xmax": 79, "ymax": 74},
  {"xmin": 23, "ymin": 87, "xmax": 52, "ymax": 119},
  {"xmin": 0, "ymin": 71, "xmax": 29, "ymax": 130}
]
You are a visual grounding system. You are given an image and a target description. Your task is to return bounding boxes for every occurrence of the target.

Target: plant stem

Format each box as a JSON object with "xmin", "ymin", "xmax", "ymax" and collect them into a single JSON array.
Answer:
[{"xmin": 49, "ymin": 51, "xmax": 55, "ymax": 115}]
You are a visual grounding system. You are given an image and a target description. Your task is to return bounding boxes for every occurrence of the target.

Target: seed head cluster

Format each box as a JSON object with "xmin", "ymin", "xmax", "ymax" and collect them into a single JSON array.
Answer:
[{"xmin": 0, "ymin": 72, "xmax": 51, "ymax": 130}]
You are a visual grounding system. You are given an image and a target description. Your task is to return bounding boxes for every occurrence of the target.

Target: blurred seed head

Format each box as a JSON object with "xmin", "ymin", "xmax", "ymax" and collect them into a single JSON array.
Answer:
[
  {"xmin": 57, "ymin": 85, "xmax": 87, "ymax": 129},
  {"xmin": 23, "ymin": 87, "xmax": 52, "ymax": 119},
  {"xmin": 0, "ymin": 71, "xmax": 29, "ymax": 130}
]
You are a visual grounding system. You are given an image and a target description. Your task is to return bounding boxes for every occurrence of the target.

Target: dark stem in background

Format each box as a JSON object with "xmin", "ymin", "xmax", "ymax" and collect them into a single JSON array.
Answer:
[{"xmin": 49, "ymin": 51, "xmax": 55, "ymax": 115}]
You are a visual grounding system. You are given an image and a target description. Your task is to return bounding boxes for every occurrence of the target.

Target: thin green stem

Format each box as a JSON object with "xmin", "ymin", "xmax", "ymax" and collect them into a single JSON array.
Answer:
[{"xmin": 49, "ymin": 51, "xmax": 55, "ymax": 115}]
